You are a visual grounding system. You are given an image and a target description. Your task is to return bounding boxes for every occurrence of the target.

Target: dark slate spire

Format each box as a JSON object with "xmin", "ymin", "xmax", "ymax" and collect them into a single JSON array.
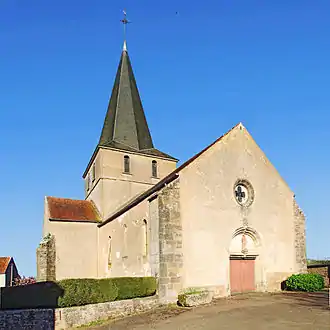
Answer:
[
  {"xmin": 97, "ymin": 43, "xmax": 176, "ymax": 160},
  {"xmin": 99, "ymin": 43, "xmax": 154, "ymax": 150}
]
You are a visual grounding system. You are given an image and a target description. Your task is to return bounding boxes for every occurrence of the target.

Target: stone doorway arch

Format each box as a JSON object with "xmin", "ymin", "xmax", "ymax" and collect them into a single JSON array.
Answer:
[{"xmin": 229, "ymin": 227, "xmax": 261, "ymax": 294}]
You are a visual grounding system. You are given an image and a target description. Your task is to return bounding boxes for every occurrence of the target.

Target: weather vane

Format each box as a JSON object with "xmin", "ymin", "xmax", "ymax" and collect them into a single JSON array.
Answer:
[{"xmin": 120, "ymin": 10, "xmax": 131, "ymax": 45}]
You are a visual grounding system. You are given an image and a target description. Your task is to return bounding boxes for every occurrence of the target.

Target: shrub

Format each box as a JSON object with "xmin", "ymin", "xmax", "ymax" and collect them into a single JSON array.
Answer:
[
  {"xmin": 57, "ymin": 277, "xmax": 156, "ymax": 308},
  {"xmin": 285, "ymin": 273, "xmax": 324, "ymax": 292},
  {"xmin": 14, "ymin": 276, "xmax": 36, "ymax": 286}
]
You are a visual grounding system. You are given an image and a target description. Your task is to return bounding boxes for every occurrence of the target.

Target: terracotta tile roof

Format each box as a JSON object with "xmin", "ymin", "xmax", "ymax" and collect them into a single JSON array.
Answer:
[
  {"xmin": 0, "ymin": 257, "xmax": 11, "ymax": 274},
  {"xmin": 47, "ymin": 197, "xmax": 101, "ymax": 222}
]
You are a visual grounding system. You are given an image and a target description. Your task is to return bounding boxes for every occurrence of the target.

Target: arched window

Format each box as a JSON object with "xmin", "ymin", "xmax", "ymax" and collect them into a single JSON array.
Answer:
[
  {"xmin": 152, "ymin": 160, "xmax": 157, "ymax": 178},
  {"xmin": 124, "ymin": 155, "xmax": 130, "ymax": 173},
  {"xmin": 123, "ymin": 224, "xmax": 128, "ymax": 258}
]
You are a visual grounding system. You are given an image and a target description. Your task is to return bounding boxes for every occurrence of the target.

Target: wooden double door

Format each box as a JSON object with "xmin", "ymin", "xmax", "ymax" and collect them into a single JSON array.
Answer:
[{"xmin": 230, "ymin": 258, "xmax": 255, "ymax": 293}]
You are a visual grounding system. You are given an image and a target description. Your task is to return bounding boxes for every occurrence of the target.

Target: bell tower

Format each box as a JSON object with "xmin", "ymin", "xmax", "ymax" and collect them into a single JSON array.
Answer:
[{"xmin": 83, "ymin": 18, "xmax": 177, "ymax": 219}]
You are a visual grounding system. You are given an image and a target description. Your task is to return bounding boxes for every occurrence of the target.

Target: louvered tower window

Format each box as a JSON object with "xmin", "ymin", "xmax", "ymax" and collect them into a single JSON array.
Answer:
[
  {"xmin": 124, "ymin": 155, "xmax": 130, "ymax": 173},
  {"xmin": 92, "ymin": 163, "xmax": 96, "ymax": 182},
  {"xmin": 152, "ymin": 160, "xmax": 157, "ymax": 178}
]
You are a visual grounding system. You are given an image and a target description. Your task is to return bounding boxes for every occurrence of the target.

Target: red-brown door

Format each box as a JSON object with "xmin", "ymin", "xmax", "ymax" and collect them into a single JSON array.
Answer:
[{"xmin": 230, "ymin": 259, "xmax": 255, "ymax": 293}]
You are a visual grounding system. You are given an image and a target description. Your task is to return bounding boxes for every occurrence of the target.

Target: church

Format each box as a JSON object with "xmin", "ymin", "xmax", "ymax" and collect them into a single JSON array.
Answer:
[{"xmin": 37, "ymin": 39, "xmax": 307, "ymax": 303}]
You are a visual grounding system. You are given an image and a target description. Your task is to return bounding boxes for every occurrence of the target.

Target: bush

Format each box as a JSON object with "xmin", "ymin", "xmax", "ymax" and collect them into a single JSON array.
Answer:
[
  {"xmin": 58, "ymin": 278, "xmax": 118, "ymax": 307},
  {"xmin": 14, "ymin": 276, "xmax": 36, "ymax": 286},
  {"xmin": 57, "ymin": 277, "xmax": 156, "ymax": 308},
  {"xmin": 285, "ymin": 274, "xmax": 324, "ymax": 292},
  {"xmin": 112, "ymin": 277, "xmax": 157, "ymax": 300}
]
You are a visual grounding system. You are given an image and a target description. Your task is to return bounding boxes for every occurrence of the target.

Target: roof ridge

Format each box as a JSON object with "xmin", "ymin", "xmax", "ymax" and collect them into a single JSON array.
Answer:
[
  {"xmin": 112, "ymin": 50, "xmax": 124, "ymax": 144},
  {"xmin": 89, "ymin": 200, "xmax": 102, "ymax": 221},
  {"xmin": 47, "ymin": 196, "xmax": 87, "ymax": 202},
  {"xmin": 127, "ymin": 51, "xmax": 140, "ymax": 149}
]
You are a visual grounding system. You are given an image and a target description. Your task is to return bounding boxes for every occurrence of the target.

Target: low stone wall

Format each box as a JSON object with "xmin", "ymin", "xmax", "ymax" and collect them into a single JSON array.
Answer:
[
  {"xmin": 55, "ymin": 296, "xmax": 158, "ymax": 329},
  {"xmin": 307, "ymin": 266, "xmax": 330, "ymax": 287},
  {"xmin": 0, "ymin": 296, "xmax": 159, "ymax": 330},
  {"xmin": 0, "ymin": 309, "xmax": 55, "ymax": 330},
  {"xmin": 178, "ymin": 291, "xmax": 212, "ymax": 307}
]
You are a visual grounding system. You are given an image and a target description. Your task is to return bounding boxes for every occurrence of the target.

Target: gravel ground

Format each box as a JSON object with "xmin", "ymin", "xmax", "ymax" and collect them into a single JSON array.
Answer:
[{"xmin": 82, "ymin": 292, "xmax": 330, "ymax": 330}]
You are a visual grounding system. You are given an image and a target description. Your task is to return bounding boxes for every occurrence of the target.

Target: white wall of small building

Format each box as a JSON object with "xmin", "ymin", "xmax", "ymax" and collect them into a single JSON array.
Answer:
[{"xmin": 0, "ymin": 274, "xmax": 6, "ymax": 287}]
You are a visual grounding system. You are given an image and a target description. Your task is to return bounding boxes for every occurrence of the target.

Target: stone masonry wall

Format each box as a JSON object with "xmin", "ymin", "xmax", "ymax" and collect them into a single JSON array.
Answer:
[
  {"xmin": 293, "ymin": 199, "xmax": 307, "ymax": 273},
  {"xmin": 0, "ymin": 296, "xmax": 158, "ymax": 330},
  {"xmin": 55, "ymin": 296, "xmax": 158, "ymax": 329},
  {"xmin": 0, "ymin": 309, "xmax": 54, "ymax": 330},
  {"xmin": 157, "ymin": 179, "xmax": 183, "ymax": 303},
  {"xmin": 149, "ymin": 196, "xmax": 160, "ymax": 278},
  {"xmin": 36, "ymin": 234, "xmax": 56, "ymax": 282},
  {"xmin": 308, "ymin": 266, "xmax": 330, "ymax": 287}
]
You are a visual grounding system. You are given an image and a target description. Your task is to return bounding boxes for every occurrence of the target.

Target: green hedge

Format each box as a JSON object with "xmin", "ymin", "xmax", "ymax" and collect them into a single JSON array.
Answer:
[
  {"xmin": 285, "ymin": 273, "xmax": 324, "ymax": 292},
  {"xmin": 111, "ymin": 277, "xmax": 157, "ymax": 300},
  {"xmin": 57, "ymin": 277, "xmax": 157, "ymax": 308}
]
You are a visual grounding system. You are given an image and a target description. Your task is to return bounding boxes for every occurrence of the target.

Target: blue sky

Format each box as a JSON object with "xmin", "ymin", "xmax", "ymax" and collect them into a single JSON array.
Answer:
[{"xmin": 1, "ymin": 1, "xmax": 329, "ymax": 276}]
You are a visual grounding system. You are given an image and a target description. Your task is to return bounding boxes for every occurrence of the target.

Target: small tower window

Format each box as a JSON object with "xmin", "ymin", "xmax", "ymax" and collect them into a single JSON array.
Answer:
[
  {"xmin": 86, "ymin": 174, "xmax": 90, "ymax": 191},
  {"xmin": 124, "ymin": 155, "xmax": 130, "ymax": 173},
  {"xmin": 92, "ymin": 163, "xmax": 96, "ymax": 182},
  {"xmin": 152, "ymin": 160, "xmax": 157, "ymax": 178}
]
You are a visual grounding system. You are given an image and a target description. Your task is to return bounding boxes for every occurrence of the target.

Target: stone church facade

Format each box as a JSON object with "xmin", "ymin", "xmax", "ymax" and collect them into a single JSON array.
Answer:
[{"xmin": 37, "ymin": 41, "xmax": 307, "ymax": 302}]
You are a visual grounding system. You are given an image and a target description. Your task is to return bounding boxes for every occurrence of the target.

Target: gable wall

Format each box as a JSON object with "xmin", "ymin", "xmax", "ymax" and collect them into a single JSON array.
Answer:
[
  {"xmin": 179, "ymin": 125, "xmax": 300, "ymax": 293},
  {"xmin": 5, "ymin": 260, "xmax": 19, "ymax": 287},
  {"xmin": 42, "ymin": 220, "xmax": 98, "ymax": 280}
]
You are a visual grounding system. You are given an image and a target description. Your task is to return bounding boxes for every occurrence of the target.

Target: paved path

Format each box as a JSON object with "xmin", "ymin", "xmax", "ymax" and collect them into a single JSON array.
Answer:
[{"xmin": 84, "ymin": 292, "xmax": 330, "ymax": 330}]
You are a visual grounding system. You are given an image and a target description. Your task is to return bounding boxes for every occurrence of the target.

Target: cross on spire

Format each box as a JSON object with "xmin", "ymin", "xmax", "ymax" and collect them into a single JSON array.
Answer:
[{"xmin": 120, "ymin": 10, "xmax": 131, "ymax": 50}]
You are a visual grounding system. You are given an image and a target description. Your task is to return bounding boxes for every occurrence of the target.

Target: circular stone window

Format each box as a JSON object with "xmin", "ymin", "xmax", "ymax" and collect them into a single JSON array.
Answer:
[{"xmin": 234, "ymin": 179, "xmax": 254, "ymax": 207}]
